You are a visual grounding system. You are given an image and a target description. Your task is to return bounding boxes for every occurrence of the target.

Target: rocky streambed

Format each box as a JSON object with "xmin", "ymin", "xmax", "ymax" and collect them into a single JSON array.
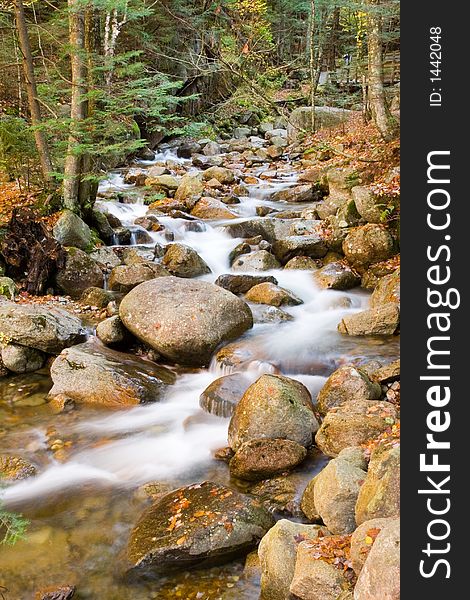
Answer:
[{"xmin": 0, "ymin": 126, "xmax": 400, "ymax": 599}]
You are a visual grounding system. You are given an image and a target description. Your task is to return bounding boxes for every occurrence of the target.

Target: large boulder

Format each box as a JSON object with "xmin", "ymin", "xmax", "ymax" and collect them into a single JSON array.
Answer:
[
  {"xmin": 202, "ymin": 166, "xmax": 235, "ymax": 184},
  {"xmin": 228, "ymin": 374, "xmax": 319, "ymax": 451},
  {"xmin": 48, "ymin": 341, "xmax": 175, "ymax": 408},
  {"xmin": 245, "ymin": 282, "xmax": 303, "ymax": 307},
  {"xmin": 258, "ymin": 519, "xmax": 327, "ymax": 600},
  {"xmin": 302, "ymin": 448, "xmax": 366, "ymax": 534},
  {"xmin": 108, "ymin": 262, "xmax": 170, "ymax": 293},
  {"xmin": 315, "ymin": 399, "xmax": 398, "ymax": 457},
  {"xmin": 126, "ymin": 481, "xmax": 274, "ymax": 576},
  {"xmin": 55, "ymin": 247, "xmax": 104, "ymax": 298},
  {"xmin": 230, "ymin": 438, "xmax": 307, "ymax": 481},
  {"xmin": 369, "ymin": 269, "xmax": 400, "ymax": 308},
  {"xmin": 191, "ymin": 197, "xmax": 237, "ymax": 220},
  {"xmin": 1, "ymin": 343, "xmax": 46, "ymax": 374},
  {"xmin": 231, "ymin": 250, "xmax": 281, "ymax": 272},
  {"xmin": 0, "ymin": 300, "xmax": 85, "ymax": 353},
  {"xmin": 119, "ymin": 277, "xmax": 253, "ymax": 367},
  {"xmin": 350, "ymin": 517, "xmax": 394, "ymax": 576},
  {"xmin": 315, "ymin": 262, "xmax": 360, "ymax": 291},
  {"xmin": 342, "ymin": 225, "xmax": 395, "ymax": 271},
  {"xmin": 215, "ymin": 274, "xmax": 278, "ymax": 294},
  {"xmin": 351, "ymin": 187, "xmax": 383, "ymax": 224},
  {"xmin": 174, "ymin": 174, "xmax": 204, "ymax": 203},
  {"xmin": 144, "ymin": 174, "xmax": 180, "ymax": 191},
  {"xmin": 53, "ymin": 210, "xmax": 92, "ymax": 251},
  {"xmin": 353, "ymin": 518, "xmax": 399, "ymax": 600},
  {"xmin": 162, "ymin": 243, "xmax": 211, "ymax": 278},
  {"xmin": 317, "ymin": 366, "xmax": 382, "ymax": 416},
  {"xmin": 355, "ymin": 444, "xmax": 400, "ymax": 525},
  {"xmin": 338, "ymin": 304, "xmax": 400, "ymax": 336},
  {"xmin": 199, "ymin": 373, "xmax": 251, "ymax": 417},
  {"xmin": 272, "ymin": 236, "xmax": 328, "ymax": 264},
  {"xmin": 271, "ymin": 185, "xmax": 318, "ymax": 204}
]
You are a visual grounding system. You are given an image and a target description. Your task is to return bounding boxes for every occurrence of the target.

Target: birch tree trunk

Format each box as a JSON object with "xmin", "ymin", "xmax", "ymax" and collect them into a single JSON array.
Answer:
[
  {"xmin": 63, "ymin": 0, "xmax": 88, "ymax": 212},
  {"xmin": 14, "ymin": 0, "xmax": 54, "ymax": 185}
]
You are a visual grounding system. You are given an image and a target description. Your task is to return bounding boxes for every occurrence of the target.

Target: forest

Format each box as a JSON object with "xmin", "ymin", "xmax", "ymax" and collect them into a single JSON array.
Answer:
[{"xmin": 0, "ymin": 1, "xmax": 400, "ymax": 599}]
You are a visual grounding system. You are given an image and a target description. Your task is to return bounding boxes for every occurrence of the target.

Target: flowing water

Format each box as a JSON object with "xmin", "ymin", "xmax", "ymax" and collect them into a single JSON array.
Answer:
[{"xmin": 0, "ymin": 147, "xmax": 399, "ymax": 599}]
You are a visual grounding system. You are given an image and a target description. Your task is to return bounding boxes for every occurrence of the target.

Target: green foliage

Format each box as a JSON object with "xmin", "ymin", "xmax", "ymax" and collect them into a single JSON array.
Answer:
[
  {"xmin": 0, "ymin": 117, "xmax": 39, "ymax": 189},
  {"xmin": 0, "ymin": 506, "xmax": 28, "ymax": 545}
]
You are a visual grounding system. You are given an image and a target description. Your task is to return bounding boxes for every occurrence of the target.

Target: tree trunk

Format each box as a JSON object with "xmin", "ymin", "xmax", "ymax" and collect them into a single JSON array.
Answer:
[
  {"xmin": 14, "ymin": 0, "xmax": 54, "ymax": 185},
  {"xmin": 367, "ymin": 0, "xmax": 393, "ymax": 140},
  {"xmin": 63, "ymin": 0, "xmax": 88, "ymax": 213},
  {"xmin": 308, "ymin": 0, "xmax": 316, "ymax": 133}
]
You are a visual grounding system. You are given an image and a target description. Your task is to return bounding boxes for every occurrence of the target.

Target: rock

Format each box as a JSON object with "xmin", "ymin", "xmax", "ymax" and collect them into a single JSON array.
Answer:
[
  {"xmin": 370, "ymin": 359, "xmax": 400, "ymax": 384},
  {"xmin": 91, "ymin": 209, "xmax": 114, "ymax": 243},
  {"xmin": 0, "ymin": 300, "xmax": 85, "ymax": 353},
  {"xmin": 270, "ymin": 136, "xmax": 288, "ymax": 148},
  {"xmin": 112, "ymin": 226, "xmax": 132, "ymax": 245},
  {"xmin": 250, "ymin": 304, "xmax": 294, "ymax": 324},
  {"xmin": 355, "ymin": 444, "xmax": 400, "ymax": 525},
  {"xmin": 259, "ymin": 122, "xmax": 274, "ymax": 135},
  {"xmin": 53, "ymin": 210, "xmax": 92, "ymax": 251},
  {"xmin": 0, "ymin": 276, "xmax": 17, "ymax": 300},
  {"xmin": 144, "ymin": 174, "xmax": 180, "ymax": 190},
  {"xmin": 343, "ymin": 225, "xmax": 395, "ymax": 271},
  {"xmin": 228, "ymin": 374, "xmax": 319, "ymax": 451},
  {"xmin": 55, "ymin": 248, "xmax": 104, "ymax": 298},
  {"xmin": 108, "ymin": 262, "xmax": 170, "ymax": 293},
  {"xmin": 350, "ymin": 518, "xmax": 394, "ymax": 576},
  {"xmin": 199, "ymin": 373, "xmax": 251, "ymax": 418},
  {"xmin": 353, "ymin": 518, "xmax": 399, "ymax": 600},
  {"xmin": 284, "ymin": 256, "xmax": 318, "ymax": 270},
  {"xmin": 272, "ymin": 236, "xmax": 328, "ymax": 264},
  {"xmin": 162, "ymin": 243, "xmax": 211, "ymax": 278},
  {"xmin": 361, "ymin": 259, "xmax": 399, "ymax": 290},
  {"xmin": 245, "ymin": 282, "xmax": 302, "ymax": 307},
  {"xmin": 191, "ymin": 197, "xmax": 237, "ymax": 220},
  {"xmin": 300, "ymin": 475, "xmax": 321, "ymax": 522},
  {"xmin": 315, "ymin": 399, "xmax": 398, "ymax": 457},
  {"xmin": 288, "ymin": 106, "xmax": 351, "ymax": 141},
  {"xmin": 89, "ymin": 247, "xmax": 121, "ymax": 269},
  {"xmin": 1, "ymin": 343, "xmax": 46, "ymax": 374},
  {"xmin": 338, "ymin": 304, "xmax": 400, "ymax": 336},
  {"xmin": 234, "ymin": 127, "xmax": 252, "ymax": 139},
  {"xmin": 134, "ymin": 214, "xmax": 163, "ymax": 232},
  {"xmin": 126, "ymin": 481, "xmax": 274, "ymax": 576},
  {"xmin": 315, "ymin": 261, "xmax": 360, "ymax": 290},
  {"xmin": 0, "ymin": 455, "xmax": 36, "ymax": 481},
  {"xmin": 232, "ymin": 250, "xmax": 281, "ymax": 272},
  {"xmin": 250, "ymin": 478, "xmax": 298, "ymax": 514},
  {"xmin": 370, "ymin": 269, "xmax": 400, "ymax": 308},
  {"xmin": 299, "ymin": 167, "xmax": 323, "ymax": 183},
  {"xmin": 96, "ymin": 315, "xmax": 129, "ymax": 347},
  {"xmin": 271, "ymin": 185, "xmax": 318, "ymax": 203},
  {"xmin": 304, "ymin": 449, "xmax": 367, "ymax": 534},
  {"xmin": 80, "ymin": 287, "xmax": 116, "ymax": 309},
  {"xmin": 266, "ymin": 145, "xmax": 284, "ymax": 159},
  {"xmin": 34, "ymin": 585, "xmax": 76, "ymax": 600},
  {"xmin": 174, "ymin": 174, "xmax": 204, "ymax": 203},
  {"xmin": 203, "ymin": 141, "xmax": 221, "ymax": 156},
  {"xmin": 48, "ymin": 341, "xmax": 175, "ymax": 407},
  {"xmin": 215, "ymin": 274, "xmax": 278, "ymax": 295},
  {"xmin": 230, "ymin": 438, "xmax": 306, "ymax": 481},
  {"xmin": 119, "ymin": 277, "xmax": 253, "ymax": 366},
  {"xmin": 258, "ymin": 519, "xmax": 327, "ymax": 600},
  {"xmin": 317, "ymin": 366, "xmax": 382, "ymax": 415},
  {"xmin": 202, "ymin": 166, "xmax": 235, "ymax": 184},
  {"xmin": 352, "ymin": 187, "xmax": 383, "ymax": 224},
  {"xmin": 146, "ymin": 165, "xmax": 170, "ymax": 178},
  {"xmin": 192, "ymin": 154, "xmax": 224, "ymax": 169},
  {"xmin": 289, "ymin": 539, "xmax": 353, "ymax": 600},
  {"xmin": 177, "ymin": 140, "xmax": 201, "ymax": 158}
]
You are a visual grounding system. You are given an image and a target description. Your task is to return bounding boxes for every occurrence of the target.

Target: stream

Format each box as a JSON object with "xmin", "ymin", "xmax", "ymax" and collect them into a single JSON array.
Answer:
[{"xmin": 0, "ymin": 142, "xmax": 399, "ymax": 599}]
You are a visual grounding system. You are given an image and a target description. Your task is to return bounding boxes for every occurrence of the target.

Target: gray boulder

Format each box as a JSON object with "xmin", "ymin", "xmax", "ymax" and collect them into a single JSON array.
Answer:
[
  {"xmin": 162, "ymin": 243, "xmax": 211, "ymax": 278},
  {"xmin": 53, "ymin": 210, "xmax": 92, "ymax": 250},
  {"xmin": 1, "ymin": 343, "xmax": 46, "ymax": 374},
  {"xmin": 55, "ymin": 247, "xmax": 104, "ymax": 298}
]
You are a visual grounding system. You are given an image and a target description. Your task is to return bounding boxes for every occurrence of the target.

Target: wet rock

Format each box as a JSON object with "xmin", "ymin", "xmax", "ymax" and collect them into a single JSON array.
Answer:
[
  {"xmin": 146, "ymin": 165, "xmax": 170, "ymax": 178},
  {"xmin": 144, "ymin": 174, "xmax": 180, "ymax": 191},
  {"xmin": 230, "ymin": 438, "xmax": 307, "ymax": 481},
  {"xmin": 119, "ymin": 277, "xmax": 253, "ymax": 366},
  {"xmin": 173, "ymin": 173, "xmax": 204, "ymax": 203},
  {"xmin": 202, "ymin": 166, "xmax": 235, "ymax": 185},
  {"xmin": 353, "ymin": 518, "xmax": 400, "ymax": 600},
  {"xmin": 134, "ymin": 214, "xmax": 163, "ymax": 232},
  {"xmin": 350, "ymin": 517, "xmax": 394, "ymax": 576},
  {"xmin": 232, "ymin": 250, "xmax": 281, "ymax": 272},
  {"xmin": 91, "ymin": 209, "xmax": 114, "ymax": 243},
  {"xmin": 303, "ymin": 448, "xmax": 366, "ymax": 534},
  {"xmin": 108, "ymin": 262, "xmax": 170, "ymax": 293},
  {"xmin": 0, "ymin": 300, "xmax": 85, "ymax": 353},
  {"xmin": 162, "ymin": 243, "xmax": 211, "ymax": 278},
  {"xmin": 343, "ymin": 225, "xmax": 395, "ymax": 271},
  {"xmin": 0, "ymin": 455, "xmax": 36, "ymax": 481},
  {"xmin": 89, "ymin": 247, "xmax": 122, "ymax": 269},
  {"xmin": 53, "ymin": 210, "xmax": 92, "ymax": 251},
  {"xmin": 199, "ymin": 373, "xmax": 251, "ymax": 417},
  {"xmin": 191, "ymin": 197, "xmax": 237, "ymax": 220},
  {"xmin": 370, "ymin": 269, "xmax": 400, "ymax": 308},
  {"xmin": 245, "ymin": 282, "xmax": 303, "ymax": 307},
  {"xmin": 80, "ymin": 287, "xmax": 116, "ymax": 309},
  {"xmin": 284, "ymin": 256, "xmax": 318, "ymax": 270},
  {"xmin": 315, "ymin": 399, "xmax": 398, "ymax": 457},
  {"xmin": 352, "ymin": 186, "xmax": 383, "ymax": 224},
  {"xmin": 96, "ymin": 315, "xmax": 129, "ymax": 347},
  {"xmin": 370, "ymin": 359, "xmax": 400, "ymax": 384},
  {"xmin": 48, "ymin": 340, "xmax": 175, "ymax": 407},
  {"xmin": 315, "ymin": 261, "xmax": 360, "ymax": 291},
  {"xmin": 55, "ymin": 247, "xmax": 104, "ymax": 298},
  {"xmin": 271, "ymin": 184, "xmax": 318, "ymax": 203},
  {"xmin": 121, "ymin": 246, "xmax": 156, "ymax": 265},
  {"xmin": 112, "ymin": 226, "xmax": 132, "ymax": 245},
  {"xmin": 177, "ymin": 140, "xmax": 201, "ymax": 158},
  {"xmin": 192, "ymin": 154, "xmax": 224, "ymax": 169},
  {"xmin": 258, "ymin": 519, "xmax": 327, "ymax": 600},
  {"xmin": 0, "ymin": 276, "xmax": 17, "ymax": 300},
  {"xmin": 355, "ymin": 444, "xmax": 400, "ymax": 525},
  {"xmin": 317, "ymin": 365, "xmax": 382, "ymax": 416},
  {"xmin": 215, "ymin": 274, "xmax": 278, "ymax": 295},
  {"xmin": 228, "ymin": 374, "xmax": 319, "ymax": 451},
  {"xmin": 272, "ymin": 235, "xmax": 328, "ymax": 264},
  {"xmin": 1, "ymin": 343, "xmax": 46, "ymax": 374},
  {"xmin": 250, "ymin": 478, "xmax": 298, "ymax": 514},
  {"xmin": 289, "ymin": 539, "xmax": 353, "ymax": 600},
  {"xmin": 126, "ymin": 481, "xmax": 274, "ymax": 576},
  {"xmin": 34, "ymin": 586, "xmax": 76, "ymax": 600},
  {"xmin": 251, "ymin": 304, "xmax": 294, "ymax": 324},
  {"xmin": 338, "ymin": 304, "xmax": 400, "ymax": 336}
]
